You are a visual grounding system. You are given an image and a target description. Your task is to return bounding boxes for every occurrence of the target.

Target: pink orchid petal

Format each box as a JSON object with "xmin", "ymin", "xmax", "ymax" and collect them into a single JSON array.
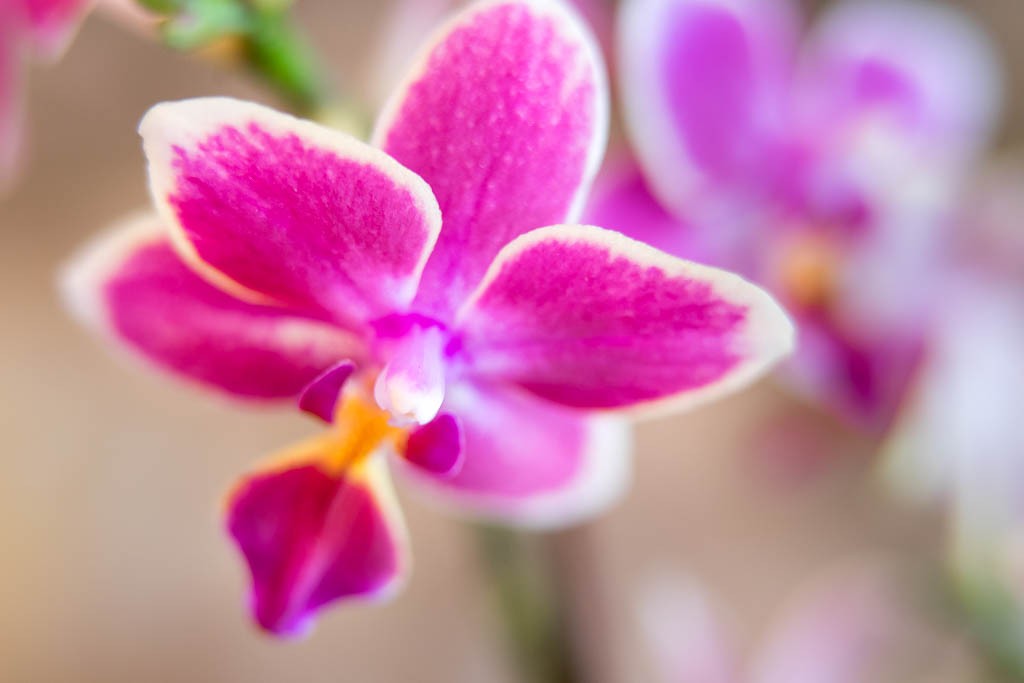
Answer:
[
  {"xmin": 456, "ymin": 226, "xmax": 794, "ymax": 415},
  {"xmin": 399, "ymin": 379, "xmax": 631, "ymax": 529},
  {"xmin": 639, "ymin": 578, "xmax": 740, "ymax": 683},
  {"xmin": 404, "ymin": 413, "xmax": 464, "ymax": 478},
  {"xmin": 619, "ymin": 0, "xmax": 798, "ymax": 216},
  {"xmin": 799, "ymin": 0, "xmax": 1001, "ymax": 160},
  {"xmin": 751, "ymin": 568, "xmax": 905, "ymax": 683},
  {"xmin": 22, "ymin": 0, "xmax": 89, "ymax": 60},
  {"xmin": 140, "ymin": 97, "xmax": 442, "ymax": 330},
  {"xmin": 298, "ymin": 361, "xmax": 356, "ymax": 423},
  {"xmin": 61, "ymin": 215, "xmax": 367, "ymax": 401},
  {"xmin": 226, "ymin": 444, "xmax": 407, "ymax": 637},
  {"xmin": 373, "ymin": 0, "xmax": 608, "ymax": 319},
  {"xmin": 784, "ymin": 313, "xmax": 926, "ymax": 433},
  {"xmin": 0, "ymin": 22, "xmax": 24, "ymax": 193}
]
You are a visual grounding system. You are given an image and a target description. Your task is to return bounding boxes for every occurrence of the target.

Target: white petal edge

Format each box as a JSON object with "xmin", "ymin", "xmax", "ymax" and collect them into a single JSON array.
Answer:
[
  {"xmin": 139, "ymin": 96, "xmax": 444, "ymax": 308},
  {"xmin": 456, "ymin": 224, "xmax": 797, "ymax": 421},
  {"xmin": 371, "ymin": 0, "xmax": 610, "ymax": 224}
]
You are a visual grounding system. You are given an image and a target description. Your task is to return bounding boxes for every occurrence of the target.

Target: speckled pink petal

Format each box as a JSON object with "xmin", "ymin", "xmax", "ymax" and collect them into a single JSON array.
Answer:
[
  {"xmin": 456, "ymin": 226, "xmax": 794, "ymax": 415},
  {"xmin": 398, "ymin": 379, "xmax": 630, "ymax": 529},
  {"xmin": 61, "ymin": 216, "xmax": 367, "ymax": 401},
  {"xmin": 140, "ymin": 97, "xmax": 442, "ymax": 330},
  {"xmin": 22, "ymin": 0, "xmax": 89, "ymax": 60},
  {"xmin": 226, "ymin": 443, "xmax": 407, "ymax": 637},
  {"xmin": 619, "ymin": 0, "xmax": 798, "ymax": 216},
  {"xmin": 798, "ymin": 0, "xmax": 1001, "ymax": 160},
  {"xmin": 374, "ymin": 0, "xmax": 607, "ymax": 319}
]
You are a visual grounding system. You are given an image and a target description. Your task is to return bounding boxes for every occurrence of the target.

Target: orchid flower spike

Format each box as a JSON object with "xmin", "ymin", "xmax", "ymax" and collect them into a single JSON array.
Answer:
[
  {"xmin": 1, "ymin": 0, "xmax": 89, "ymax": 190},
  {"xmin": 602, "ymin": 0, "xmax": 1002, "ymax": 431},
  {"xmin": 63, "ymin": 0, "xmax": 793, "ymax": 636}
]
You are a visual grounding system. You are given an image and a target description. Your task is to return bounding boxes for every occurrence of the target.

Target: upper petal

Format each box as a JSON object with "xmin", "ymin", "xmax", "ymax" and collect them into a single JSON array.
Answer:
[
  {"xmin": 61, "ymin": 215, "xmax": 366, "ymax": 401},
  {"xmin": 397, "ymin": 379, "xmax": 631, "ymax": 529},
  {"xmin": 797, "ymin": 0, "xmax": 1002, "ymax": 161},
  {"xmin": 140, "ymin": 97, "xmax": 442, "ymax": 330},
  {"xmin": 618, "ymin": 0, "xmax": 799, "ymax": 216},
  {"xmin": 455, "ymin": 226, "xmax": 794, "ymax": 416},
  {"xmin": 226, "ymin": 439, "xmax": 408, "ymax": 637},
  {"xmin": 373, "ymin": 0, "xmax": 608, "ymax": 319}
]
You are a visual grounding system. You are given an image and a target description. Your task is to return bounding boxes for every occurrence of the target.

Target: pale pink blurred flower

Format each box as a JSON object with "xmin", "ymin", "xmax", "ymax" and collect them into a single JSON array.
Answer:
[
  {"xmin": 641, "ymin": 567, "xmax": 980, "ymax": 683},
  {"xmin": 0, "ymin": 0, "xmax": 90, "ymax": 190},
  {"xmin": 591, "ymin": 0, "xmax": 1003, "ymax": 431}
]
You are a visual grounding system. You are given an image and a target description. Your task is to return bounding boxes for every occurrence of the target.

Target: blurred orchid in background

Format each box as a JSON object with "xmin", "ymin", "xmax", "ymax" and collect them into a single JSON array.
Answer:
[
  {"xmin": 62, "ymin": 0, "xmax": 793, "ymax": 637},
  {"xmin": 641, "ymin": 567, "xmax": 981, "ymax": 683},
  {"xmin": 593, "ymin": 0, "xmax": 1002, "ymax": 431},
  {"xmin": 0, "ymin": 0, "xmax": 89, "ymax": 189},
  {"xmin": 884, "ymin": 164, "xmax": 1024, "ymax": 673}
]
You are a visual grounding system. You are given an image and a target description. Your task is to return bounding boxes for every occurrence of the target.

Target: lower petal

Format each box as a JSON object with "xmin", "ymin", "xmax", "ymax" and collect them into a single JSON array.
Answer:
[
  {"xmin": 397, "ymin": 379, "xmax": 631, "ymax": 530},
  {"xmin": 226, "ymin": 438, "xmax": 408, "ymax": 637}
]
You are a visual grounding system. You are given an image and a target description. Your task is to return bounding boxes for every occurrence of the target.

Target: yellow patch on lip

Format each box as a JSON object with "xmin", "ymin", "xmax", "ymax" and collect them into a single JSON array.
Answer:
[
  {"xmin": 324, "ymin": 392, "xmax": 409, "ymax": 474},
  {"xmin": 777, "ymin": 236, "xmax": 840, "ymax": 310}
]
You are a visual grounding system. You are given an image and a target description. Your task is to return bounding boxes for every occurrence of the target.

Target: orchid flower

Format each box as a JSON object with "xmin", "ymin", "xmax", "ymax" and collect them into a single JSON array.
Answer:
[
  {"xmin": 0, "ymin": 0, "xmax": 89, "ymax": 189},
  {"xmin": 597, "ymin": 0, "xmax": 1002, "ymax": 431},
  {"xmin": 63, "ymin": 0, "xmax": 793, "ymax": 636},
  {"xmin": 641, "ymin": 569, "xmax": 978, "ymax": 683}
]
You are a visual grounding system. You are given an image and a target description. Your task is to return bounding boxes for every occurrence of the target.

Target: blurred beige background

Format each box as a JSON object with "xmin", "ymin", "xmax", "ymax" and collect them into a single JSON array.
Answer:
[{"xmin": 1, "ymin": 1, "xmax": 1021, "ymax": 681}]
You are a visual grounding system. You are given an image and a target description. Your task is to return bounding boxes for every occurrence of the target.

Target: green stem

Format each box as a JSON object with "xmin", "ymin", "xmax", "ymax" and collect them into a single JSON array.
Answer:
[
  {"xmin": 474, "ymin": 525, "xmax": 582, "ymax": 683},
  {"xmin": 242, "ymin": 6, "xmax": 328, "ymax": 116}
]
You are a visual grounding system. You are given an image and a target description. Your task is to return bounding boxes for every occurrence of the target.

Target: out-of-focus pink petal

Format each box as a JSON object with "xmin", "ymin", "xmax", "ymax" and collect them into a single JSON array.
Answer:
[
  {"xmin": 404, "ymin": 413, "xmax": 464, "ymax": 478},
  {"xmin": 639, "ymin": 578, "xmax": 740, "ymax": 683},
  {"xmin": 298, "ymin": 361, "xmax": 356, "ymax": 423},
  {"xmin": 784, "ymin": 312, "xmax": 926, "ymax": 433},
  {"xmin": 0, "ymin": 23, "xmax": 24, "ymax": 193},
  {"xmin": 373, "ymin": 0, "xmax": 607, "ymax": 320},
  {"xmin": 751, "ymin": 568, "xmax": 906, "ymax": 683},
  {"xmin": 798, "ymin": 0, "xmax": 1001, "ymax": 161},
  {"xmin": 226, "ymin": 441, "xmax": 407, "ymax": 637},
  {"xmin": 140, "ymin": 97, "xmax": 442, "ymax": 330},
  {"xmin": 885, "ymin": 280, "xmax": 1024, "ymax": 575},
  {"xmin": 398, "ymin": 379, "xmax": 631, "ymax": 529},
  {"xmin": 618, "ymin": 0, "xmax": 798, "ymax": 216},
  {"xmin": 61, "ymin": 215, "xmax": 367, "ymax": 401},
  {"xmin": 456, "ymin": 226, "xmax": 794, "ymax": 415},
  {"xmin": 22, "ymin": 0, "xmax": 89, "ymax": 60},
  {"xmin": 582, "ymin": 155, "xmax": 707, "ymax": 261}
]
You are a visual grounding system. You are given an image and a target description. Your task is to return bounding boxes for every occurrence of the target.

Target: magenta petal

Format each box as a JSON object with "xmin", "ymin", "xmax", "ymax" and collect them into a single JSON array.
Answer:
[
  {"xmin": 0, "ymin": 22, "xmax": 24, "ymax": 193},
  {"xmin": 374, "ymin": 0, "xmax": 607, "ymax": 319},
  {"xmin": 404, "ymin": 413, "xmax": 463, "ymax": 478},
  {"xmin": 226, "ymin": 455, "xmax": 406, "ymax": 637},
  {"xmin": 62, "ymin": 216, "xmax": 367, "ymax": 400},
  {"xmin": 22, "ymin": 0, "xmax": 89, "ymax": 60},
  {"xmin": 619, "ymin": 0, "xmax": 798, "ymax": 215},
  {"xmin": 298, "ymin": 361, "xmax": 356, "ymax": 423},
  {"xmin": 457, "ymin": 226, "xmax": 794, "ymax": 415},
  {"xmin": 399, "ymin": 380, "xmax": 630, "ymax": 529},
  {"xmin": 140, "ymin": 98, "xmax": 442, "ymax": 329}
]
